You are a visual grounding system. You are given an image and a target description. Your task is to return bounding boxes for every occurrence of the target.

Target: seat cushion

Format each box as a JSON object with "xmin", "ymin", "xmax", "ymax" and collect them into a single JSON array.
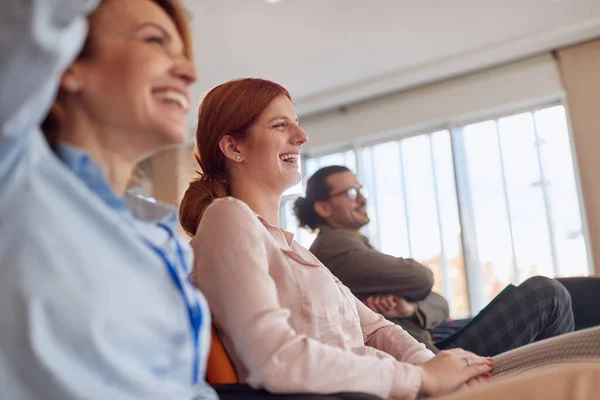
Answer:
[{"xmin": 207, "ymin": 325, "xmax": 238, "ymax": 384}]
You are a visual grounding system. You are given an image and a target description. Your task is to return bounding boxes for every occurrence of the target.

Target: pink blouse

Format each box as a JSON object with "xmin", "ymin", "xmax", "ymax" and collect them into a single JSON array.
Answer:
[{"xmin": 190, "ymin": 197, "xmax": 435, "ymax": 400}]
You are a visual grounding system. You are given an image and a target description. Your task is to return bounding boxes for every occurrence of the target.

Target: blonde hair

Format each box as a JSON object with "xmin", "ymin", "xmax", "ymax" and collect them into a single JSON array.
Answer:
[{"xmin": 41, "ymin": 0, "xmax": 193, "ymax": 151}]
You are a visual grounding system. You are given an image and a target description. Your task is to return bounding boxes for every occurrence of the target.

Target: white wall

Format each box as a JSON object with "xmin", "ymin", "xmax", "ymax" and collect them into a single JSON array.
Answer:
[
  {"xmin": 558, "ymin": 39, "xmax": 600, "ymax": 274},
  {"xmin": 300, "ymin": 54, "xmax": 564, "ymax": 155}
]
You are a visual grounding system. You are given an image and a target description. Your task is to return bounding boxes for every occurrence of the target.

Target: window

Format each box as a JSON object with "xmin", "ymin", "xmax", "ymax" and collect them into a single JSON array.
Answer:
[
  {"xmin": 455, "ymin": 106, "xmax": 589, "ymax": 312},
  {"xmin": 534, "ymin": 107, "xmax": 589, "ymax": 278},
  {"xmin": 363, "ymin": 132, "xmax": 468, "ymax": 318},
  {"xmin": 305, "ymin": 150, "xmax": 357, "ymax": 177},
  {"xmin": 292, "ymin": 104, "xmax": 590, "ymax": 318}
]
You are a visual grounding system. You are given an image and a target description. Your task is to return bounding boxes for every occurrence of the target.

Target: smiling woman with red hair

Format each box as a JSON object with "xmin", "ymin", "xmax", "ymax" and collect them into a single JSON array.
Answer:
[{"xmin": 181, "ymin": 77, "xmax": 600, "ymax": 400}]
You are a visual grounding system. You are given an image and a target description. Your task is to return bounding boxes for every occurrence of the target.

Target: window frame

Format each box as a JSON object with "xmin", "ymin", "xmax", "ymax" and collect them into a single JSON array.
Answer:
[{"xmin": 297, "ymin": 101, "xmax": 593, "ymax": 316}]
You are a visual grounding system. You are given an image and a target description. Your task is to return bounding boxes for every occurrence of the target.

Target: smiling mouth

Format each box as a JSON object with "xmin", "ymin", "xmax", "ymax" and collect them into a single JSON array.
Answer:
[
  {"xmin": 154, "ymin": 90, "xmax": 190, "ymax": 112},
  {"xmin": 280, "ymin": 153, "xmax": 300, "ymax": 166}
]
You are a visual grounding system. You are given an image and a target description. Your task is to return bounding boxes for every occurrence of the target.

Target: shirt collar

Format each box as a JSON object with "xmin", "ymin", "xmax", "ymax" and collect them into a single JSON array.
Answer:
[
  {"xmin": 317, "ymin": 224, "xmax": 334, "ymax": 234},
  {"xmin": 318, "ymin": 224, "xmax": 372, "ymax": 246},
  {"xmin": 57, "ymin": 144, "xmax": 181, "ymax": 231},
  {"xmin": 124, "ymin": 192, "xmax": 180, "ymax": 229},
  {"xmin": 256, "ymin": 214, "xmax": 295, "ymax": 246},
  {"xmin": 57, "ymin": 143, "xmax": 128, "ymax": 211}
]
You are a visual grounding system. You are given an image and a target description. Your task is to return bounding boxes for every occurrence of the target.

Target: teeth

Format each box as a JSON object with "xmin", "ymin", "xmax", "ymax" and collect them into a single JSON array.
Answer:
[
  {"xmin": 155, "ymin": 90, "xmax": 190, "ymax": 111},
  {"xmin": 280, "ymin": 154, "xmax": 300, "ymax": 162}
]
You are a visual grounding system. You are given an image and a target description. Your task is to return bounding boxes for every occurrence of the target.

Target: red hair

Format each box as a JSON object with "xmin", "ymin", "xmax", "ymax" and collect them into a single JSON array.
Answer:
[{"xmin": 179, "ymin": 78, "xmax": 291, "ymax": 236}]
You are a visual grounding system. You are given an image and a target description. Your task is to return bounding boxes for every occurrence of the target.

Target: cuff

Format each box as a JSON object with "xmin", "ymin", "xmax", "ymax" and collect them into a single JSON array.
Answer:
[
  {"xmin": 414, "ymin": 305, "xmax": 426, "ymax": 328},
  {"xmin": 388, "ymin": 363, "xmax": 422, "ymax": 400}
]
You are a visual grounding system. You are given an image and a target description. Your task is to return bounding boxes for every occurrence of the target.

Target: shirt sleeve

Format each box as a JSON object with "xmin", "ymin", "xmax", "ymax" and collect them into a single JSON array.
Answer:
[
  {"xmin": 416, "ymin": 292, "xmax": 450, "ymax": 330},
  {"xmin": 313, "ymin": 230, "xmax": 435, "ymax": 301},
  {"xmin": 355, "ymin": 290, "xmax": 436, "ymax": 366},
  {"xmin": 0, "ymin": 0, "xmax": 98, "ymax": 148},
  {"xmin": 190, "ymin": 198, "xmax": 424, "ymax": 400}
]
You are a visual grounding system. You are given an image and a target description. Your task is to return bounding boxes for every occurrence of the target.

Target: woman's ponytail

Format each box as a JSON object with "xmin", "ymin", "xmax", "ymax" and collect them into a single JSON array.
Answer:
[{"xmin": 179, "ymin": 173, "xmax": 228, "ymax": 236}]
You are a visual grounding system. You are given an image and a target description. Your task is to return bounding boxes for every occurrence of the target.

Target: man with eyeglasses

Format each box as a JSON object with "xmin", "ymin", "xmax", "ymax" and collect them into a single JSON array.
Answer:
[{"xmin": 294, "ymin": 165, "xmax": 575, "ymax": 356}]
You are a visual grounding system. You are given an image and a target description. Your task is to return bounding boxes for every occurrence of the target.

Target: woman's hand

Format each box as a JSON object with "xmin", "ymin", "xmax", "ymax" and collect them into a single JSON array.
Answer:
[{"xmin": 419, "ymin": 349, "xmax": 493, "ymax": 397}]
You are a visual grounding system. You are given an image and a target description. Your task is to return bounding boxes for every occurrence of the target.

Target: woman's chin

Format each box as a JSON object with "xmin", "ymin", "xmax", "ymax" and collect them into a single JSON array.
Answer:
[
  {"xmin": 158, "ymin": 126, "xmax": 189, "ymax": 147},
  {"xmin": 281, "ymin": 171, "xmax": 302, "ymax": 191}
]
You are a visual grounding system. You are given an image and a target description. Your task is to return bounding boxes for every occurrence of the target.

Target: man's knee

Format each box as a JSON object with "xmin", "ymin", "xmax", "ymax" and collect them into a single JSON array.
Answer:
[
  {"xmin": 520, "ymin": 276, "xmax": 575, "ymax": 336},
  {"xmin": 521, "ymin": 276, "xmax": 572, "ymax": 308}
]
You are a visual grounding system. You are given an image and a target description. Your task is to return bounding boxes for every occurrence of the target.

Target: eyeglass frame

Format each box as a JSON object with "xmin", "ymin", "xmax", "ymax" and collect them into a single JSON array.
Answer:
[{"xmin": 328, "ymin": 186, "xmax": 367, "ymax": 202}]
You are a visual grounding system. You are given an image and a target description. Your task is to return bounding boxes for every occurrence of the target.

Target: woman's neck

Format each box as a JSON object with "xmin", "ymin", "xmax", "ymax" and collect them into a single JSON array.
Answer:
[
  {"xmin": 230, "ymin": 181, "xmax": 282, "ymax": 227},
  {"xmin": 58, "ymin": 119, "xmax": 138, "ymax": 197}
]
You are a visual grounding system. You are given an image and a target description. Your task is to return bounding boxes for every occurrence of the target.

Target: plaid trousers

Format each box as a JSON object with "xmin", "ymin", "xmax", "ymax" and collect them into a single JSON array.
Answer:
[{"xmin": 433, "ymin": 276, "xmax": 575, "ymax": 357}]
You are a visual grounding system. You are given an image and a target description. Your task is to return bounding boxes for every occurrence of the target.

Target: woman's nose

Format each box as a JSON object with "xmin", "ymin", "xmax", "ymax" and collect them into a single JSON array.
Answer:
[
  {"xmin": 172, "ymin": 57, "xmax": 197, "ymax": 85},
  {"xmin": 294, "ymin": 125, "xmax": 309, "ymax": 145}
]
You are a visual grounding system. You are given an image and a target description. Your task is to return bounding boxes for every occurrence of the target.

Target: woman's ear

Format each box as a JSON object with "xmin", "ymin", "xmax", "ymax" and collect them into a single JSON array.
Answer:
[
  {"xmin": 219, "ymin": 135, "xmax": 244, "ymax": 163},
  {"xmin": 314, "ymin": 201, "xmax": 331, "ymax": 219}
]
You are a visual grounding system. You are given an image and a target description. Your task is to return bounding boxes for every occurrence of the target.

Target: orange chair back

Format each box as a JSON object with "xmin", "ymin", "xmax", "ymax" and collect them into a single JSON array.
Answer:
[{"xmin": 206, "ymin": 325, "xmax": 239, "ymax": 384}]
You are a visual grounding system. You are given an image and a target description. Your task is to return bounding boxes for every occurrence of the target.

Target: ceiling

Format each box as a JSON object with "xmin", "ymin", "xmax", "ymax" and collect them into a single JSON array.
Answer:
[{"xmin": 182, "ymin": 0, "xmax": 600, "ymax": 117}]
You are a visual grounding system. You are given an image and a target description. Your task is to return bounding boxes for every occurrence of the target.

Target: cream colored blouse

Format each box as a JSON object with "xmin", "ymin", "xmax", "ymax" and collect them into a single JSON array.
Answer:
[{"xmin": 190, "ymin": 197, "xmax": 435, "ymax": 400}]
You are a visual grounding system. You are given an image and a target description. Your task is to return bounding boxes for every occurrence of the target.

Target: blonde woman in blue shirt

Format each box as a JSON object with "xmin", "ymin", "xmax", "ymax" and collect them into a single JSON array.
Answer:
[{"xmin": 0, "ymin": 1, "xmax": 216, "ymax": 399}]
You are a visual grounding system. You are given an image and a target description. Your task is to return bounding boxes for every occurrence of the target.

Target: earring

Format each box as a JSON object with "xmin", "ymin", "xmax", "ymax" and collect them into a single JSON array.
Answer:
[
  {"xmin": 68, "ymin": 79, "xmax": 79, "ymax": 91},
  {"xmin": 235, "ymin": 155, "xmax": 241, "ymax": 161}
]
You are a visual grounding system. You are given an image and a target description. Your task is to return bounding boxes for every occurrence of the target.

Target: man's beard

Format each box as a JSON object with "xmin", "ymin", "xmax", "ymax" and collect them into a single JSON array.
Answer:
[{"xmin": 353, "ymin": 207, "xmax": 370, "ymax": 229}]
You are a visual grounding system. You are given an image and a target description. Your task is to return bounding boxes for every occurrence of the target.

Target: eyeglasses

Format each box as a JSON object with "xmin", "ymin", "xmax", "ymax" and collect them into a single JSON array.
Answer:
[{"xmin": 329, "ymin": 186, "xmax": 367, "ymax": 202}]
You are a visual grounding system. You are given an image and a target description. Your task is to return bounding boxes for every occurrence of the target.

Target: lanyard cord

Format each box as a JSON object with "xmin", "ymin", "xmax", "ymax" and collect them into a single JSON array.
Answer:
[{"xmin": 142, "ymin": 222, "xmax": 203, "ymax": 384}]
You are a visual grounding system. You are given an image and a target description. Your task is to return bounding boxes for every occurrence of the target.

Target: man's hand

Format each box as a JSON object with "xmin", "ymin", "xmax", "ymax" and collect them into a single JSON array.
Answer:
[{"xmin": 364, "ymin": 295, "xmax": 416, "ymax": 318}]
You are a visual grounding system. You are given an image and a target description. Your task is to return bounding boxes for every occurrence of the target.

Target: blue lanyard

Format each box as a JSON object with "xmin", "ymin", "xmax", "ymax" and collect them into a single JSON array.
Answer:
[{"xmin": 142, "ymin": 223, "xmax": 203, "ymax": 385}]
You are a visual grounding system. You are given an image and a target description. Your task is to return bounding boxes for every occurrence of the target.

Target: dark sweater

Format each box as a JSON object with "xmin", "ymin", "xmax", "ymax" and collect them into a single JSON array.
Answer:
[{"xmin": 310, "ymin": 225, "xmax": 449, "ymax": 348}]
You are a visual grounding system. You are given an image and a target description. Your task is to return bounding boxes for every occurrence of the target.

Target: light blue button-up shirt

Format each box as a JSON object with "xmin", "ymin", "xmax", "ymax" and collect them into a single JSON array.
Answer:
[{"xmin": 0, "ymin": 1, "xmax": 217, "ymax": 399}]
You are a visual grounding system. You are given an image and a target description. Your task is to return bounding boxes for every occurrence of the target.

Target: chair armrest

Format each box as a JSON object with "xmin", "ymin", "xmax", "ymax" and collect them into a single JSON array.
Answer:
[
  {"xmin": 214, "ymin": 384, "xmax": 384, "ymax": 400},
  {"xmin": 556, "ymin": 276, "xmax": 600, "ymax": 330},
  {"xmin": 491, "ymin": 326, "xmax": 600, "ymax": 379}
]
